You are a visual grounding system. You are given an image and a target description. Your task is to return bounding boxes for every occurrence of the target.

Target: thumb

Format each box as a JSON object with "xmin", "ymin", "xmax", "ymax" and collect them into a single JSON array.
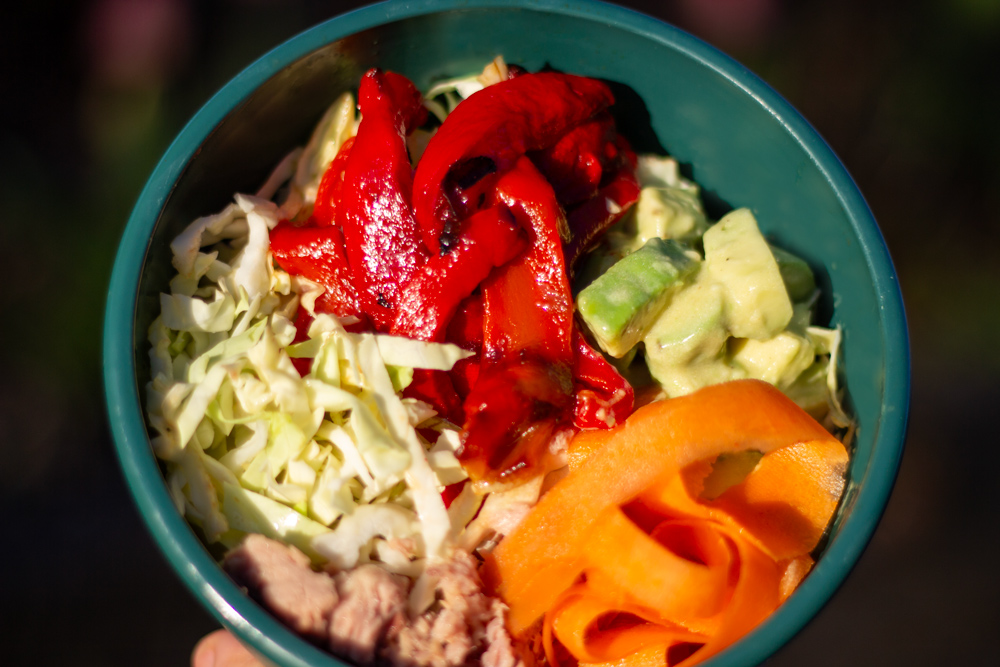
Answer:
[{"xmin": 192, "ymin": 629, "xmax": 266, "ymax": 667}]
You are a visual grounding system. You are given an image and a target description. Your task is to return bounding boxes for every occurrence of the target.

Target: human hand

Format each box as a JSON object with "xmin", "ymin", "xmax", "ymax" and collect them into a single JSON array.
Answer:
[{"xmin": 192, "ymin": 629, "xmax": 265, "ymax": 667}]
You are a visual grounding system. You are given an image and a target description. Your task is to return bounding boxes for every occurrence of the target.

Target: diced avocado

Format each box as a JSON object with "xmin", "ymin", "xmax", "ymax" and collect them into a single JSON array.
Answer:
[
  {"xmin": 577, "ymin": 237, "xmax": 698, "ymax": 357},
  {"xmin": 703, "ymin": 208, "xmax": 793, "ymax": 340},
  {"xmin": 769, "ymin": 244, "xmax": 817, "ymax": 302},
  {"xmin": 729, "ymin": 330, "xmax": 816, "ymax": 390},
  {"xmin": 634, "ymin": 186, "xmax": 709, "ymax": 244},
  {"xmin": 643, "ymin": 279, "xmax": 741, "ymax": 396},
  {"xmin": 648, "ymin": 356, "xmax": 743, "ymax": 398},
  {"xmin": 635, "ymin": 155, "xmax": 701, "ymax": 193},
  {"xmin": 644, "ymin": 279, "xmax": 728, "ymax": 367},
  {"xmin": 572, "ymin": 238, "xmax": 631, "ymax": 293}
]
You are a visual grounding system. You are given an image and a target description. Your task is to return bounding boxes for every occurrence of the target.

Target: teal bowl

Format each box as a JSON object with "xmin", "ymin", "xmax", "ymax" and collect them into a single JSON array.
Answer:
[{"xmin": 103, "ymin": 1, "xmax": 909, "ymax": 665}]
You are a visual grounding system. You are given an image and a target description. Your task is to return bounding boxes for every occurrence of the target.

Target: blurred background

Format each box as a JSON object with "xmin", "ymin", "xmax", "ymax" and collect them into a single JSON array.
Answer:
[{"xmin": 1, "ymin": 0, "xmax": 997, "ymax": 664}]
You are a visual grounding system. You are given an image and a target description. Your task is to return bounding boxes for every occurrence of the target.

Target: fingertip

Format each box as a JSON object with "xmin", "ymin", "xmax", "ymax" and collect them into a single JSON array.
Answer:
[
  {"xmin": 192, "ymin": 629, "xmax": 263, "ymax": 667},
  {"xmin": 192, "ymin": 630, "xmax": 222, "ymax": 667}
]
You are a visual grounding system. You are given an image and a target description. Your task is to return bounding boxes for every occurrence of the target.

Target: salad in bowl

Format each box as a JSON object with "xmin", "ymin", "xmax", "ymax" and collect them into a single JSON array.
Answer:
[
  {"xmin": 103, "ymin": 3, "xmax": 908, "ymax": 667},
  {"xmin": 144, "ymin": 57, "xmax": 853, "ymax": 667}
]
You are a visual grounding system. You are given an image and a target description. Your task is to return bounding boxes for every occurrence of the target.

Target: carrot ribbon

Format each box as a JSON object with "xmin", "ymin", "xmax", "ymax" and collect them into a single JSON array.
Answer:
[{"xmin": 487, "ymin": 380, "xmax": 848, "ymax": 667}]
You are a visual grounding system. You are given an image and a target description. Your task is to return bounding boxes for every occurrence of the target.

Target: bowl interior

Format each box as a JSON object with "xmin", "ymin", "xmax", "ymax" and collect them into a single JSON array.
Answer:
[{"xmin": 106, "ymin": 2, "xmax": 909, "ymax": 666}]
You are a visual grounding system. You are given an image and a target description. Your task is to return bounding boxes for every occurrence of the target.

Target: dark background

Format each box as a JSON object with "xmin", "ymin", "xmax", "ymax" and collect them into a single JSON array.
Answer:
[{"xmin": 1, "ymin": 0, "xmax": 997, "ymax": 665}]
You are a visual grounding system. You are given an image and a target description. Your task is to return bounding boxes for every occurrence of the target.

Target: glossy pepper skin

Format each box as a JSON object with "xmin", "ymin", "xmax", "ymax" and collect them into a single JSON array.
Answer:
[
  {"xmin": 563, "ymin": 143, "xmax": 640, "ymax": 271},
  {"xmin": 459, "ymin": 359, "xmax": 573, "ymax": 484},
  {"xmin": 530, "ymin": 111, "xmax": 619, "ymax": 208},
  {"xmin": 337, "ymin": 69, "xmax": 429, "ymax": 331},
  {"xmin": 402, "ymin": 368, "xmax": 466, "ymax": 426},
  {"xmin": 459, "ymin": 157, "xmax": 577, "ymax": 484},
  {"xmin": 445, "ymin": 295, "xmax": 484, "ymax": 401},
  {"xmin": 391, "ymin": 205, "xmax": 527, "ymax": 342},
  {"xmin": 272, "ymin": 67, "xmax": 637, "ymax": 486},
  {"xmin": 312, "ymin": 136, "xmax": 355, "ymax": 227},
  {"xmin": 269, "ymin": 221, "xmax": 362, "ymax": 320},
  {"xmin": 570, "ymin": 326, "xmax": 634, "ymax": 429},
  {"xmin": 482, "ymin": 156, "xmax": 575, "ymax": 364},
  {"xmin": 412, "ymin": 72, "xmax": 615, "ymax": 254}
]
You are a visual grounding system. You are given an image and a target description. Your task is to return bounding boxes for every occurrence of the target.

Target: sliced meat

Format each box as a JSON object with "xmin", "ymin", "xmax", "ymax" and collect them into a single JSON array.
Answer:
[
  {"xmin": 330, "ymin": 564, "xmax": 410, "ymax": 664},
  {"xmin": 223, "ymin": 534, "xmax": 339, "ymax": 642}
]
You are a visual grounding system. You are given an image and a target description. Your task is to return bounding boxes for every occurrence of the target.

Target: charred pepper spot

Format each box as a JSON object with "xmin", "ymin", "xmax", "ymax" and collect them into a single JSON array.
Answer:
[{"xmin": 451, "ymin": 156, "xmax": 497, "ymax": 189}]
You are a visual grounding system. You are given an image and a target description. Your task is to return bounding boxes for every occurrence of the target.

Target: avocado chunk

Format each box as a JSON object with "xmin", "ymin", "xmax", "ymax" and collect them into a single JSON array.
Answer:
[
  {"xmin": 730, "ymin": 330, "xmax": 816, "ymax": 390},
  {"xmin": 634, "ymin": 186, "xmax": 709, "ymax": 244},
  {"xmin": 577, "ymin": 237, "xmax": 698, "ymax": 357},
  {"xmin": 643, "ymin": 279, "xmax": 741, "ymax": 396},
  {"xmin": 644, "ymin": 279, "xmax": 728, "ymax": 367},
  {"xmin": 769, "ymin": 244, "xmax": 817, "ymax": 302},
  {"xmin": 703, "ymin": 208, "xmax": 793, "ymax": 340}
]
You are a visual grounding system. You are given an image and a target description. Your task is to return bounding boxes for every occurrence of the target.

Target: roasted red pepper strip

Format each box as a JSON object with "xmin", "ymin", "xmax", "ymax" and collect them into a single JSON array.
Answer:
[
  {"xmin": 313, "ymin": 136, "xmax": 355, "ymax": 227},
  {"xmin": 337, "ymin": 68, "xmax": 429, "ymax": 331},
  {"xmin": 530, "ymin": 111, "xmax": 619, "ymax": 208},
  {"xmin": 460, "ymin": 360, "xmax": 573, "ymax": 484},
  {"xmin": 269, "ymin": 221, "xmax": 363, "ymax": 320},
  {"xmin": 413, "ymin": 72, "xmax": 615, "ymax": 254},
  {"xmin": 571, "ymin": 326, "xmax": 634, "ymax": 429},
  {"xmin": 459, "ymin": 157, "xmax": 577, "ymax": 484},
  {"xmin": 391, "ymin": 205, "xmax": 527, "ymax": 342},
  {"xmin": 440, "ymin": 480, "xmax": 467, "ymax": 509},
  {"xmin": 445, "ymin": 295, "xmax": 485, "ymax": 400},
  {"xmin": 289, "ymin": 309, "xmax": 315, "ymax": 377},
  {"xmin": 482, "ymin": 157, "xmax": 574, "ymax": 364},
  {"xmin": 402, "ymin": 368, "xmax": 465, "ymax": 426},
  {"xmin": 563, "ymin": 145, "xmax": 641, "ymax": 271}
]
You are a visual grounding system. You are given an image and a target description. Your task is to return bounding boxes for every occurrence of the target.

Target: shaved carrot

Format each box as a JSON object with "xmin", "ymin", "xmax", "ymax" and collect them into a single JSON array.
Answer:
[
  {"xmin": 548, "ymin": 586, "xmax": 706, "ymax": 664},
  {"xmin": 489, "ymin": 379, "xmax": 849, "ymax": 666},
  {"xmin": 493, "ymin": 379, "xmax": 841, "ymax": 635},
  {"xmin": 639, "ymin": 438, "xmax": 848, "ymax": 561},
  {"xmin": 583, "ymin": 509, "xmax": 730, "ymax": 621}
]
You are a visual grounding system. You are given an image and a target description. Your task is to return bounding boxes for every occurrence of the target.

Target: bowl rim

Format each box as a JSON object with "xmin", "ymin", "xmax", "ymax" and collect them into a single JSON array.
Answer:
[{"xmin": 102, "ymin": 1, "xmax": 910, "ymax": 666}]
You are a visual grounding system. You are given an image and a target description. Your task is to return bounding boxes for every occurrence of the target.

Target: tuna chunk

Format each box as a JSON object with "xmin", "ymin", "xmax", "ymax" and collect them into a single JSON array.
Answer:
[
  {"xmin": 224, "ymin": 534, "xmax": 530, "ymax": 667},
  {"xmin": 330, "ymin": 564, "xmax": 410, "ymax": 664},
  {"xmin": 223, "ymin": 533, "xmax": 339, "ymax": 641},
  {"xmin": 481, "ymin": 602, "xmax": 526, "ymax": 667},
  {"xmin": 384, "ymin": 552, "xmax": 526, "ymax": 667}
]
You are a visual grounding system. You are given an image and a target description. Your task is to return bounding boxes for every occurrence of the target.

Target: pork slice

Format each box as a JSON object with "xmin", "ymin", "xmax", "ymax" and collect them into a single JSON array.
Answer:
[
  {"xmin": 330, "ymin": 564, "xmax": 410, "ymax": 665},
  {"xmin": 223, "ymin": 534, "xmax": 339, "ymax": 642}
]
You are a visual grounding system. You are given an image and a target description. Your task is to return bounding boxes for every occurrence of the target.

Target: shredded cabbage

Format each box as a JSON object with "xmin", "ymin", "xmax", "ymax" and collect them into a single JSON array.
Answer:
[{"xmin": 146, "ymin": 96, "xmax": 476, "ymax": 576}]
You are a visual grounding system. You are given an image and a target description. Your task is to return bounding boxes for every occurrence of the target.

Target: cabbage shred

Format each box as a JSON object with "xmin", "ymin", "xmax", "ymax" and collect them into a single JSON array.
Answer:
[{"xmin": 146, "ymin": 92, "xmax": 477, "ymax": 579}]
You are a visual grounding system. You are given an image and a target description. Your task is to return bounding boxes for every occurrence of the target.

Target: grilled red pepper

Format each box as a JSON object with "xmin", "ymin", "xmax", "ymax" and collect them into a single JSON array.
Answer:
[
  {"xmin": 530, "ymin": 111, "xmax": 619, "ymax": 208},
  {"xmin": 402, "ymin": 368, "xmax": 465, "ymax": 426},
  {"xmin": 289, "ymin": 309, "xmax": 315, "ymax": 377},
  {"xmin": 337, "ymin": 68, "xmax": 429, "ymax": 331},
  {"xmin": 570, "ymin": 326, "xmax": 634, "ymax": 429},
  {"xmin": 391, "ymin": 205, "xmax": 526, "ymax": 342},
  {"xmin": 459, "ymin": 157, "xmax": 577, "ymax": 484},
  {"xmin": 482, "ymin": 157, "xmax": 574, "ymax": 364},
  {"xmin": 562, "ymin": 142, "xmax": 640, "ymax": 271},
  {"xmin": 313, "ymin": 136, "xmax": 355, "ymax": 227},
  {"xmin": 412, "ymin": 72, "xmax": 615, "ymax": 254},
  {"xmin": 445, "ymin": 295, "xmax": 484, "ymax": 400},
  {"xmin": 459, "ymin": 359, "xmax": 573, "ymax": 484},
  {"xmin": 269, "ymin": 221, "xmax": 362, "ymax": 320}
]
